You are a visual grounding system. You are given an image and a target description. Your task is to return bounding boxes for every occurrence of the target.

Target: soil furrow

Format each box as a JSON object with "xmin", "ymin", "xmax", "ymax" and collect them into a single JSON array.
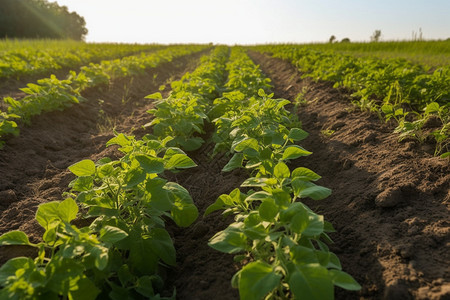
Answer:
[
  {"xmin": 162, "ymin": 140, "xmax": 244, "ymax": 299},
  {"xmin": 249, "ymin": 51, "xmax": 449, "ymax": 300}
]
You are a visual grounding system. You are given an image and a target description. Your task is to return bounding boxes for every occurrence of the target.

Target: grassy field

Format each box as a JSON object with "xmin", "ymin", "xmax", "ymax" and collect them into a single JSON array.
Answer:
[{"xmin": 284, "ymin": 40, "xmax": 450, "ymax": 68}]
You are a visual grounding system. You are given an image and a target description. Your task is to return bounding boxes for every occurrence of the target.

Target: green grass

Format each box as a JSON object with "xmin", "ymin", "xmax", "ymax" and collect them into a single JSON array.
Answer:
[
  {"xmin": 292, "ymin": 40, "xmax": 450, "ymax": 68},
  {"xmin": 0, "ymin": 39, "xmax": 83, "ymax": 52}
]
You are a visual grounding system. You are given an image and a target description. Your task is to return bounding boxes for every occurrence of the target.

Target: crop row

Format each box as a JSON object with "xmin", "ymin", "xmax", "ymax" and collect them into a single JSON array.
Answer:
[
  {"xmin": 254, "ymin": 45, "xmax": 449, "ymax": 157},
  {"xmin": 0, "ymin": 40, "xmax": 163, "ymax": 79},
  {"xmin": 0, "ymin": 45, "xmax": 208, "ymax": 149},
  {"xmin": 203, "ymin": 48, "xmax": 360, "ymax": 299},
  {"xmin": 147, "ymin": 47, "xmax": 360, "ymax": 299},
  {"xmin": 0, "ymin": 47, "xmax": 230, "ymax": 299}
]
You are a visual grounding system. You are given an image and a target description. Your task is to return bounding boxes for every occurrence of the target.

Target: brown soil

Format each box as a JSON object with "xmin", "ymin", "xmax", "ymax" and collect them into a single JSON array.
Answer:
[
  {"xmin": 162, "ymin": 140, "xmax": 244, "ymax": 299},
  {"xmin": 248, "ymin": 51, "xmax": 450, "ymax": 300},
  {"xmin": 0, "ymin": 48, "xmax": 449, "ymax": 300}
]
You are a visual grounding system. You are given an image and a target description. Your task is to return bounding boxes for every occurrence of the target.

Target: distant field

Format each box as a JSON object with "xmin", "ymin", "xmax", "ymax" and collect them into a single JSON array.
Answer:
[{"xmin": 287, "ymin": 40, "xmax": 450, "ymax": 67}]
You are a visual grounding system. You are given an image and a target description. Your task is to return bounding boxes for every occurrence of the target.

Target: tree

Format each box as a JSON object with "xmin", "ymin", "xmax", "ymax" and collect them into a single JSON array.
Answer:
[
  {"xmin": 341, "ymin": 38, "xmax": 350, "ymax": 43},
  {"xmin": 0, "ymin": 0, "xmax": 88, "ymax": 40},
  {"xmin": 370, "ymin": 30, "xmax": 382, "ymax": 42},
  {"xmin": 329, "ymin": 35, "xmax": 336, "ymax": 43}
]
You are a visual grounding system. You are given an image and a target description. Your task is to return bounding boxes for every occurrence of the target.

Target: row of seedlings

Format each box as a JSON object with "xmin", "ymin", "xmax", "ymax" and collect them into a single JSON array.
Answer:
[
  {"xmin": 205, "ymin": 47, "xmax": 361, "ymax": 300},
  {"xmin": 0, "ymin": 45, "xmax": 208, "ymax": 148},
  {"xmin": 0, "ymin": 42, "xmax": 162, "ymax": 79},
  {"xmin": 254, "ymin": 45, "xmax": 449, "ymax": 157},
  {"xmin": 0, "ymin": 48, "xmax": 226, "ymax": 299},
  {"xmin": 145, "ymin": 46, "xmax": 230, "ymax": 151}
]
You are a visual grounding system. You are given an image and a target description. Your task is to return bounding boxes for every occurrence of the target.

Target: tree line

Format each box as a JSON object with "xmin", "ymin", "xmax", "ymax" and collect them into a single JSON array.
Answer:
[{"xmin": 0, "ymin": 0, "xmax": 87, "ymax": 40}]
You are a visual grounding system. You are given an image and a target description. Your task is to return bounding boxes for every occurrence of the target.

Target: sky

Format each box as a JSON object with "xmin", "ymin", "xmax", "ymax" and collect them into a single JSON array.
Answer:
[{"xmin": 53, "ymin": 0, "xmax": 450, "ymax": 44}]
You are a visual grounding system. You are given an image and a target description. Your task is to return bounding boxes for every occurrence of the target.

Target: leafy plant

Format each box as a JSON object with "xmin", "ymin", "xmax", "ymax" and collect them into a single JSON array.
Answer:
[
  {"xmin": 146, "ymin": 46, "xmax": 229, "ymax": 151},
  {"xmin": 0, "ymin": 198, "xmax": 114, "ymax": 299},
  {"xmin": 256, "ymin": 45, "xmax": 449, "ymax": 156},
  {"xmin": 0, "ymin": 45, "xmax": 209, "ymax": 147},
  {"xmin": 205, "ymin": 48, "xmax": 360, "ymax": 299}
]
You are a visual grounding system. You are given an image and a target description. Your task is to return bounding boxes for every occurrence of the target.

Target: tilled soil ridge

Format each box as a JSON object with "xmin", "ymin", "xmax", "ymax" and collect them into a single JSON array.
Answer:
[{"xmin": 249, "ymin": 51, "xmax": 450, "ymax": 300}]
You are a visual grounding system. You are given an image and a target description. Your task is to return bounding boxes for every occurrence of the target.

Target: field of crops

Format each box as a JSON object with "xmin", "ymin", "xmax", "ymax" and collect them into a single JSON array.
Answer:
[{"xmin": 0, "ymin": 40, "xmax": 448, "ymax": 299}]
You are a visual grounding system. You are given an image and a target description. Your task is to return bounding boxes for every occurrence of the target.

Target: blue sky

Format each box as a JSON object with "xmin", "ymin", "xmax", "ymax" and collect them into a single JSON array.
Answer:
[{"xmin": 54, "ymin": 0, "xmax": 450, "ymax": 44}]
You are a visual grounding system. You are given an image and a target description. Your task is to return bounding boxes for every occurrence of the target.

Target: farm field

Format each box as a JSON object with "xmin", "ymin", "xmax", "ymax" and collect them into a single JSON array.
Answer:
[{"xmin": 0, "ymin": 42, "xmax": 449, "ymax": 299}]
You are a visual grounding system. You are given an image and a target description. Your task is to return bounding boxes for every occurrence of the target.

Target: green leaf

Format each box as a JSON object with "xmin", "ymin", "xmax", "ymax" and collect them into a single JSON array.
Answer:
[
  {"xmin": 118, "ymin": 265, "xmax": 133, "ymax": 286},
  {"xmin": 288, "ymin": 128, "xmax": 309, "ymax": 141},
  {"xmin": 329, "ymin": 269, "xmax": 361, "ymax": 291},
  {"xmin": 424, "ymin": 102, "xmax": 440, "ymax": 114},
  {"xmin": 69, "ymin": 277, "xmax": 100, "ymax": 300},
  {"xmin": 57, "ymin": 198, "xmax": 78, "ymax": 222},
  {"xmin": 145, "ymin": 178, "xmax": 172, "ymax": 211},
  {"xmin": 135, "ymin": 155, "xmax": 164, "ymax": 174},
  {"xmin": 98, "ymin": 164, "xmax": 115, "ymax": 178},
  {"xmin": 316, "ymin": 251, "xmax": 341, "ymax": 269},
  {"xmin": 203, "ymin": 198, "xmax": 226, "ymax": 217},
  {"xmin": 241, "ymin": 177, "xmax": 277, "ymax": 187},
  {"xmin": 291, "ymin": 167, "xmax": 321, "ymax": 181},
  {"xmin": 178, "ymin": 137, "xmax": 204, "ymax": 151},
  {"xmin": 166, "ymin": 182, "xmax": 198, "ymax": 227},
  {"xmin": 0, "ymin": 231, "xmax": 31, "ymax": 246},
  {"xmin": 259, "ymin": 200, "xmax": 278, "ymax": 221},
  {"xmin": 441, "ymin": 152, "xmax": 450, "ymax": 158},
  {"xmin": 258, "ymin": 89, "xmax": 266, "ymax": 97},
  {"xmin": 381, "ymin": 104, "xmax": 393, "ymax": 114},
  {"xmin": 288, "ymin": 264, "xmax": 334, "ymax": 300},
  {"xmin": 300, "ymin": 185, "xmax": 332, "ymax": 200},
  {"xmin": 292, "ymin": 179, "xmax": 331, "ymax": 200},
  {"xmin": 290, "ymin": 246, "xmax": 318, "ymax": 265},
  {"xmin": 100, "ymin": 226, "xmax": 128, "ymax": 244},
  {"xmin": 274, "ymin": 162, "xmax": 290, "ymax": 178},
  {"xmin": 204, "ymin": 196, "xmax": 228, "ymax": 216},
  {"xmin": 282, "ymin": 145, "xmax": 312, "ymax": 160},
  {"xmin": 106, "ymin": 133, "xmax": 131, "ymax": 147},
  {"xmin": 71, "ymin": 176, "xmax": 93, "ymax": 192},
  {"xmin": 136, "ymin": 276, "xmax": 155, "ymax": 297},
  {"xmin": 238, "ymin": 261, "xmax": 282, "ymax": 300},
  {"xmin": 208, "ymin": 225, "xmax": 247, "ymax": 254},
  {"xmin": 145, "ymin": 92, "xmax": 163, "ymax": 100},
  {"xmin": 245, "ymin": 191, "xmax": 271, "ymax": 203},
  {"xmin": 88, "ymin": 206, "xmax": 119, "ymax": 217},
  {"xmin": 0, "ymin": 257, "xmax": 34, "ymax": 283},
  {"xmin": 290, "ymin": 209, "xmax": 310, "ymax": 234},
  {"xmin": 36, "ymin": 201, "xmax": 60, "ymax": 229},
  {"xmin": 272, "ymin": 189, "xmax": 291, "ymax": 208},
  {"xmin": 68, "ymin": 159, "xmax": 96, "ymax": 176},
  {"xmin": 303, "ymin": 213, "xmax": 324, "ymax": 236},
  {"xmin": 233, "ymin": 138, "xmax": 259, "ymax": 152},
  {"xmin": 222, "ymin": 153, "xmax": 244, "ymax": 172},
  {"xmin": 91, "ymin": 246, "xmax": 109, "ymax": 270},
  {"xmin": 171, "ymin": 203, "xmax": 198, "ymax": 227},
  {"xmin": 147, "ymin": 228, "xmax": 176, "ymax": 266},
  {"xmin": 165, "ymin": 154, "xmax": 197, "ymax": 170},
  {"xmin": 129, "ymin": 232, "xmax": 159, "ymax": 275},
  {"xmin": 124, "ymin": 168, "xmax": 146, "ymax": 188},
  {"xmin": 163, "ymin": 147, "xmax": 186, "ymax": 160}
]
